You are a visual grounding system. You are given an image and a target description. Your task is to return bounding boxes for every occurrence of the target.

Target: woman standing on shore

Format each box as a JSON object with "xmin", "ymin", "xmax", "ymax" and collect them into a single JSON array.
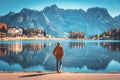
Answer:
[{"xmin": 53, "ymin": 42, "xmax": 64, "ymax": 73}]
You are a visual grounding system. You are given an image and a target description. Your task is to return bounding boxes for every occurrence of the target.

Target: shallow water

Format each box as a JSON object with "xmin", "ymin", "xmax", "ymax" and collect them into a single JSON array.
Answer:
[{"xmin": 0, "ymin": 40, "xmax": 120, "ymax": 73}]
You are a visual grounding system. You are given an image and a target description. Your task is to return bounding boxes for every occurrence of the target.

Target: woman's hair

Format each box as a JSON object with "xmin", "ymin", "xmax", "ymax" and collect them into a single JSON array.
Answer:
[{"xmin": 57, "ymin": 42, "xmax": 62, "ymax": 47}]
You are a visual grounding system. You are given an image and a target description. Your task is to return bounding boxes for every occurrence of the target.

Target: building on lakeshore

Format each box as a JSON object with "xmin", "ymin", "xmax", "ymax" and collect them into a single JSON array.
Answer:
[
  {"xmin": 7, "ymin": 27, "xmax": 23, "ymax": 37},
  {"xmin": 23, "ymin": 28, "xmax": 46, "ymax": 37},
  {"xmin": 46, "ymin": 34, "xmax": 51, "ymax": 38},
  {"xmin": 91, "ymin": 28, "xmax": 120, "ymax": 40},
  {"xmin": 69, "ymin": 31, "xmax": 85, "ymax": 38}
]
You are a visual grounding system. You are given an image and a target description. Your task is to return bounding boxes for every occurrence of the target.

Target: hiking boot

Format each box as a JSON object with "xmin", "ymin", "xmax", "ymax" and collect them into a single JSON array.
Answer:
[{"xmin": 57, "ymin": 70, "xmax": 62, "ymax": 73}]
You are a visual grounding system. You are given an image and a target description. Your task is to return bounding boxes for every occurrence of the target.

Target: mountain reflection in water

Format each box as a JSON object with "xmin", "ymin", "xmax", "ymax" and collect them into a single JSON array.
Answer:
[
  {"xmin": 0, "ymin": 40, "xmax": 120, "ymax": 72},
  {"xmin": 101, "ymin": 42, "xmax": 120, "ymax": 52}
]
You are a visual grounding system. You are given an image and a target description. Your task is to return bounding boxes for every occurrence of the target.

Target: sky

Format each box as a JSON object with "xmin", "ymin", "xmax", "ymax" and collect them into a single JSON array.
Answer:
[{"xmin": 0, "ymin": 0, "xmax": 120, "ymax": 17}]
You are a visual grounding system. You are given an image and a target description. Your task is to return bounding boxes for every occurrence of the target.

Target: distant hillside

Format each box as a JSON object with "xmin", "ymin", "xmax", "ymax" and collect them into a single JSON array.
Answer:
[
  {"xmin": 0, "ymin": 4, "xmax": 120, "ymax": 37},
  {"xmin": 91, "ymin": 28, "xmax": 120, "ymax": 40}
]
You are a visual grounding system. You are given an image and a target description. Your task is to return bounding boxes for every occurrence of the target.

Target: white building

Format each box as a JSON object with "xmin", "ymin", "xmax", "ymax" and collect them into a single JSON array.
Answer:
[
  {"xmin": 7, "ymin": 27, "xmax": 23, "ymax": 37},
  {"xmin": 46, "ymin": 34, "xmax": 51, "ymax": 38}
]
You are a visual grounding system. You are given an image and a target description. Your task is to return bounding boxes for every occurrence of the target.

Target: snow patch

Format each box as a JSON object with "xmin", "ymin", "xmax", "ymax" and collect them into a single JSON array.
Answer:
[{"xmin": 43, "ymin": 12, "xmax": 50, "ymax": 24}]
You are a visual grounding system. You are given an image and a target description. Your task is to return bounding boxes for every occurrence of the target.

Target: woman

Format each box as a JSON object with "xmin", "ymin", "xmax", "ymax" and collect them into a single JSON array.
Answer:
[{"xmin": 53, "ymin": 42, "xmax": 64, "ymax": 73}]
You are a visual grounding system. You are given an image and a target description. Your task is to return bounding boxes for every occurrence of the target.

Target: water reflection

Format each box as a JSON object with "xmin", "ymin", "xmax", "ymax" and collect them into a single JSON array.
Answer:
[
  {"xmin": 0, "ymin": 42, "xmax": 47, "ymax": 56},
  {"xmin": 0, "ymin": 41, "xmax": 120, "ymax": 72},
  {"xmin": 101, "ymin": 42, "xmax": 120, "ymax": 52},
  {"xmin": 69, "ymin": 42, "xmax": 84, "ymax": 48},
  {"xmin": 8, "ymin": 43, "xmax": 23, "ymax": 53},
  {"xmin": 23, "ymin": 43, "xmax": 46, "ymax": 51},
  {"xmin": 0, "ymin": 44, "xmax": 7, "ymax": 56}
]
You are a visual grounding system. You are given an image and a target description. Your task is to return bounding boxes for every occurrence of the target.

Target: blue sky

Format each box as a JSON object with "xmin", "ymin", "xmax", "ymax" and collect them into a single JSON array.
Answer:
[{"xmin": 0, "ymin": 0, "xmax": 120, "ymax": 17}]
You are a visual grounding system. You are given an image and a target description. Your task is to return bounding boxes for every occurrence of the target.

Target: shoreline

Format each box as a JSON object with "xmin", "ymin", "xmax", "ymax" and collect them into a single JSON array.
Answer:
[
  {"xmin": 0, "ymin": 37, "xmax": 88, "ymax": 41},
  {"xmin": 0, "ymin": 70, "xmax": 120, "ymax": 74},
  {"xmin": 0, "ymin": 70, "xmax": 119, "ymax": 73},
  {"xmin": 0, "ymin": 71, "xmax": 120, "ymax": 80},
  {"xmin": 0, "ymin": 37, "xmax": 119, "ymax": 41}
]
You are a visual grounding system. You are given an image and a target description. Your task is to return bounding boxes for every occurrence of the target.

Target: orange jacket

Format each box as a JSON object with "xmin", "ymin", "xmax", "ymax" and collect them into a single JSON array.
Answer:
[{"xmin": 53, "ymin": 46, "xmax": 64, "ymax": 59}]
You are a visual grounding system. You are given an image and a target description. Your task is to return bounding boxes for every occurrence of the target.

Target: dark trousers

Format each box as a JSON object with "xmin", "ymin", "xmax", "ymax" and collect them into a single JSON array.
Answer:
[{"xmin": 56, "ymin": 59, "xmax": 62, "ymax": 71}]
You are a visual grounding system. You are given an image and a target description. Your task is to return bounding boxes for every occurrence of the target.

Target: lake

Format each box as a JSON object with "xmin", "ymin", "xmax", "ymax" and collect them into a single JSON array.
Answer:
[{"xmin": 0, "ymin": 40, "xmax": 120, "ymax": 73}]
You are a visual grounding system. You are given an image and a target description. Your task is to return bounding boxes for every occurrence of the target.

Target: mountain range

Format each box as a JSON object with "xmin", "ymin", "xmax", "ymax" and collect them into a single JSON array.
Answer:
[{"xmin": 0, "ymin": 4, "xmax": 120, "ymax": 37}]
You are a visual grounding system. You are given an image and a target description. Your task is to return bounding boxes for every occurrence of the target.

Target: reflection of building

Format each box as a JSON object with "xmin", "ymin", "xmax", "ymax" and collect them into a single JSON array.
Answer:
[
  {"xmin": 101, "ymin": 42, "xmax": 120, "ymax": 52},
  {"xmin": 69, "ymin": 42, "xmax": 85, "ymax": 48},
  {"xmin": 23, "ymin": 43, "xmax": 46, "ymax": 51},
  {"xmin": 0, "ymin": 42, "xmax": 47, "ymax": 56},
  {"xmin": 30, "ymin": 43, "xmax": 45, "ymax": 51},
  {"xmin": 8, "ymin": 43, "xmax": 23, "ymax": 53},
  {"xmin": 0, "ymin": 44, "xmax": 7, "ymax": 56}
]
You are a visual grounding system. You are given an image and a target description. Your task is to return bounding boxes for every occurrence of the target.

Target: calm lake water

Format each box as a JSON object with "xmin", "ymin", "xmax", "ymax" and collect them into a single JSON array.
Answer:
[{"xmin": 0, "ymin": 40, "xmax": 120, "ymax": 73}]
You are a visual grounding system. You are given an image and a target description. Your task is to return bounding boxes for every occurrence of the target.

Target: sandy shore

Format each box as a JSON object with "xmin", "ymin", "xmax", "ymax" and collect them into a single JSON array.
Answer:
[
  {"xmin": 0, "ymin": 37, "xmax": 87, "ymax": 41},
  {"xmin": 0, "ymin": 72, "xmax": 120, "ymax": 80}
]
